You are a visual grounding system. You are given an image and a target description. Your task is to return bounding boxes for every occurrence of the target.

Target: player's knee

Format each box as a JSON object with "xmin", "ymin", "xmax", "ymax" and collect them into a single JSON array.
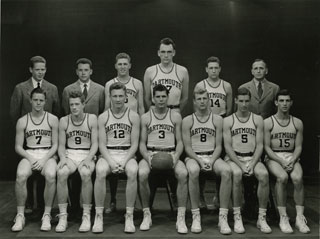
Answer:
[
  {"xmin": 57, "ymin": 168, "xmax": 69, "ymax": 181},
  {"xmin": 277, "ymin": 173, "xmax": 288, "ymax": 184},
  {"xmin": 232, "ymin": 169, "xmax": 242, "ymax": 182},
  {"xmin": 95, "ymin": 165, "xmax": 108, "ymax": 179},
  {"xmin": 257, "ymin": 170, "xmax": 269, "ymax": 184},
  {"xmin": 138, "ymin": 169, "xmax": 149, "ymax": 182},
  {"xmin": 176, "ymin": 169, "xmax": 188, "ymax": 183},
  {"xmin": 187, "ymin": 166, "xmax": 200, "ymax": 179},
  {"xmin": 291, "ymin": 173, "xmax": 303, "ymax": 186},
  {"xmin": 79, "ymin": 167, "xmax": 92, "ymax": 181},
  {"xmin": 126, "ymin": 167, "xmax": 138, "ymax": 180},
  {"xmin": 44, "ymin": 170, "xmax": 56, "ymax": 184},
  {"xmin": 16, "ymin": 170, "xmax": 29, "ymax": 184},
  {"xmin": 220, "ymin": 167, "xmax": 232, "ymax": 180}
]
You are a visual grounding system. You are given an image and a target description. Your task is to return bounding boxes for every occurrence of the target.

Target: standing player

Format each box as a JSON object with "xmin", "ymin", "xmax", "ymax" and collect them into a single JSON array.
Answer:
[
  {"xmin": 55, "ymin": 91, "xmax": 98, "ymax": 233},
  {"xmin": 144, "ymin": 37, "xmax": 189, "ymax": 112},
  {"xmin": 182, "ymin": 87, "xmax": 232, "ymax": 234},
  {"xmin": 138, "ymin": 84, "xmax": 188, "ymax": 234},
  {"xmin": 223, "ymin": 88, "xmax": 271, "ymax": 234},
  {"xmin": 92, "ymin": 82, "xmax": 140, "ymax": 233},
  {"xmin": 12, "ymin": 87, "xmax": 58, "ymax": 232},
  {"xmin": 104, "ymin": 53, "xmax": 144, "ymax": 213},
  {"xmin": 264, "ymin": 89, "xmax": 310, "ymax": 234}
]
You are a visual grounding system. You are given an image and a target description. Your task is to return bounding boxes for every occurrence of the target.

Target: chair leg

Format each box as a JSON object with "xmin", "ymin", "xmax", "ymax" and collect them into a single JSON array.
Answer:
[{"xmin": 165, "ymin": 180, "xmax": 173, "ymax": 212}]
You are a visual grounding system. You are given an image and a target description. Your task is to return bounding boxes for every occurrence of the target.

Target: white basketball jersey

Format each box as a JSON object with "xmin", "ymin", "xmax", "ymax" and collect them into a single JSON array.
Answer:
[
  {"xmin": 151, "ymin": 64, "xmax": 182, "ymax": 106},
  {"xmin": 105, "ymin": 108, "xmax": 132, "ymax": 147},
  {"xmin": 190, "ymin": 112, "xmax": 216, "ymax": 153},
  {"xmin": 113, "ymin": 77, "xmax": 138, "ymax": 112},
  {"xmin": 270, "ymin": 115, "xmax": 297, "ymax": 152},
  {"xmin": 147, "ymin": 109, "xmax": 175, "ymax": 149},
  {"xmin": 66, "ymin": 113, "xmax": 91, "ymax": 149},
  {"xmin": 25, "ymin": 112, "xmax": 52, "ymax": 148},
  {"xmin": 202, "ymin": 79, "xmax": 227, "ymax": 116},
  {"xmin": 231, "ymin": 113, "xmax": 257, "ymax": 154}
]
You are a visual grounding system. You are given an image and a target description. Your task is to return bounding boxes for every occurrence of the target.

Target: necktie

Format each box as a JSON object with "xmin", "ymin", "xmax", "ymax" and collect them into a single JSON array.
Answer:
[
  {"xmin": 83, "ymin": 83, "xmax": 88, "ymax": 99},
  {"xmin": 258, "ymin": 82, "xmax": 263, "ymax": 98},
  {"xmin": 37, "ymin": 82, "xmax": 41, "ymax": 88}
]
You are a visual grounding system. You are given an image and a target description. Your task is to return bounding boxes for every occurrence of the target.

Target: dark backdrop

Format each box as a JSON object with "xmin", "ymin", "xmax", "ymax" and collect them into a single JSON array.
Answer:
[{"xmin": 1, "ymin": 0, "xmax": 319, "ymax": 179}]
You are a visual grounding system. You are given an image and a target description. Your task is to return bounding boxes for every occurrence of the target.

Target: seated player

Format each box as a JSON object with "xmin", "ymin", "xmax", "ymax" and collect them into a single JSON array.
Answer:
[
  {"xmin": 12, "ymin": 87, "xmax": 58, "ymax": 232},
  {"xmin": 264, "ymin": 89, "xmax": 310, "ymax": 234},
  {"xmin": 223, "ymin": 87, "xmax": 271, "ymax": 234},
  {"xmin": 56, "ymin": 91, "xmax": 98, "ymax": 233},
  {"xmin": 138, "ymin": 84, "xmax": 188, "ymax": 234},
  {"xmin": 92, "ymin": 82, "xmax": 140, "ymax": 233},
  {"xmin": 182, "ymin": 87, "xmax": 232, "ymax": 234}
]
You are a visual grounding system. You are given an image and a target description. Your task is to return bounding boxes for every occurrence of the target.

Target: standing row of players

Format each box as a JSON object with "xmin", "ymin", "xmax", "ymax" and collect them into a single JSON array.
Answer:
[{"xmin": 10, "ymin": 37, "xmax": 309, "ymax": 234}]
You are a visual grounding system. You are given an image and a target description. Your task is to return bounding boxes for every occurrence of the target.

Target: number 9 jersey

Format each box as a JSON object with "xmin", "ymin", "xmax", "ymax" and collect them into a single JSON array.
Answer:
[{"xmin": 66, "ymin": 113, "xmax": 92, "ymax": 149}]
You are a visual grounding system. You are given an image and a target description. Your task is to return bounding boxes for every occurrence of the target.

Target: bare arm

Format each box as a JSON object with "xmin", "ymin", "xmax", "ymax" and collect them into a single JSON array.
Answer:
[
  {"xmin": 224, "ymin": 81, "xmax": 233, "ymax": 116},
  {"xmin": 104, "ymin": 81, "xmax": 112, "ymax": 111},
  {"xmin": 15, "ymin": 117, "xmax": 35, "ymax": 162},
  {"xmin": 251, "ymin": 115, "xmax": 264, "ymax": 166},
  {"xmin": 172, "ymin": 112, "xmax": 184, "ymax": 166},
  {"xmin": 58, "ymin": 117, "xmax": 68, "ymax": 164},
  {"xmin": 291, "ymin": 118, "xmax": 303, "ymax": 163},
  {"xmin": 84, "ymin": 115, "xmax": 98, "ymax": 162},
  {"xmin": 136, "ymin": 80, "xmax": 145, "ymax": 115},
  {"xmin": 211, "ymin": 115, "xmax": 223, "ymax": 165},
  {"xmin": 143, "ymin": 67, "xmax": 153, "ymax": 110},
  {"xmin": 41, "ymin": 115, "xmax": 59, "ymax": 162},
  {"xmin": 139, "ymin": 113, "xmax": 151, "ymax": 164},
  {"xmin": 179, "ymin": 67, "xmax": 189, "ymax": 112}
]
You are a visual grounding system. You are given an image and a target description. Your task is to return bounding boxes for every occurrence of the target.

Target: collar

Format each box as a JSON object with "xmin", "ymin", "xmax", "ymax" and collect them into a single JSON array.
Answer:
[
  {"xmin": 253, "ymin": 78, "xmax": 266, "ymax": 88},
  {"xmin": 32, "ymin": 78, "xmax": 43, "ymax": 88},
  {"xmin": 78, "ymin": 79, "xmax": 91, "ymax": 89}
]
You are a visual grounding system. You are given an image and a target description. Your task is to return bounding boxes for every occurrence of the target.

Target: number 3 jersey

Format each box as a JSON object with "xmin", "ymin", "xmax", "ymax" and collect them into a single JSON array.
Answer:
[
  {"xmin": 147, "ymin": 109, "xmax": 175, "ymax": 149},
  {"xmin": 25, "ymin": 112, "xmax": 52, "ymax": 149},
  {"xmin": 66, "ymin": 113, "xmax": 91, "ymax": 149},
  {"xmin": 270, "ymin": 115, "xmax": 296, "ymax": 152},
  {"xmin": 190, "ymin": 112, "xmax": 216, "ymax": 153},
  {"xmin": 231, "ymin": 113, "xmax": 257, "ymax": 154},
  {"xmin": 105, "ymin": 108, "xmax": 132, "ymax": 147}
]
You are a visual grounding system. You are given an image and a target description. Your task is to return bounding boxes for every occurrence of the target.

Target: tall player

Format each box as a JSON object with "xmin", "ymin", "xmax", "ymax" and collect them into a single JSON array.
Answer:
[
  {"xmin": 144, "ymin": 37, "xmax": 189, "ymax": 112},
  {"xmin": 92, "ymin": 82, "xmax": 140, "ymax": 233},
  {"xmin": 264, "ymin": 89, "xmax": 310, "ymax": 234},
  {"xmin": 223, "ymin": 88, "xmax": 271, "ymax": 234},
  {"xmin": 182, "ymin": 87, "xmax": 232, "ymax": 234},
  {"xmin": 138, "ymin": 84, "xmax": 188, "ymax": 234},
  {"xmin": 104, "ymin": 53, "xmax": 144, "ymax": 213},
  {"xmin": 55, "ymin": 91, "xmax": 98, "ymax": 233},
  {"xmin": 12, "ymin": 87, "xmax": 58, "ymax": 232}
]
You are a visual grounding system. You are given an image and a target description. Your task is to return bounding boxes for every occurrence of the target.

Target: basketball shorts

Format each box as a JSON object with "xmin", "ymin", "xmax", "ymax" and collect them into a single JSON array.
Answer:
[
  {"xmin": 265, "ymin": 152, "xmax": 295, "ymax": 162},
  {"xmin": 66, "ymin": 149, "xmax": 95, "ymax": 167},
  {"xmin": 225, "ymin": 154, "xmax": 253, "ymax": 168},
  {"xmin": 26, "ymin": 148, "xmax": 58, "ymax": 161},
  {"xmin": 108, "ymin": 150, "xmax": 136, "ymax": 165}
]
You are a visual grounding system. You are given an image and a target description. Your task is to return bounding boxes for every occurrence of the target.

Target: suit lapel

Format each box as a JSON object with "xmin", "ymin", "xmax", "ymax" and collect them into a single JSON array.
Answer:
[
  {"xmin": 26, "ymin": 78, "xmax": 35, "ymax": 97},
  {"xmin": 86, "ymin": 81, "xmax": 96, "ymax": 102},
  {"xmin": 260, "ymin": 80, "xmax": 272, "ymax": 101},
  {"xmin": 249, "ymin": 80, "xmax": 259, "ymax": 101}
]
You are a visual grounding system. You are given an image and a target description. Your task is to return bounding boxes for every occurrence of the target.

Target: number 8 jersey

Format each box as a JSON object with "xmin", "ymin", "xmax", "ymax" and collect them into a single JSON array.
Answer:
[{"xmin": 66, "ymin": 113, "xmax": 92, "ymax": 149}]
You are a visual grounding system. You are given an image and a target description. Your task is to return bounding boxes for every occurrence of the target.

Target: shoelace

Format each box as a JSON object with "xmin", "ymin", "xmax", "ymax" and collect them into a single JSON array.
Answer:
[
  {"xmin": 95, "ymin": 213, "xmax": 103, "ymax": 221},
  {"xmin": 297, "ymin": 215, "xmax": 308, "ymax": 228},
  {"xmin": 143, "ymin": 212, "xmax": 151, "ymax": 220},
  {"xmin": 42, "ymin": 213, "xmax": 52, "ymax": 221},
  {"xmin": 125, "ymin": 214, "xmax": 133, "ymax": 220},
  {"xmin": 281, "ymin": 214, "xmax": 290, "ymax": 223},
  {"xmin": 14, "ymin": 213, "xmax": 24, "ymax": 222},
  {"xmin": 234, "ymin": 213, "xmax": 242, "ymax": 221},
  {"xmin": 193, "ymin": 213, "xmax": 200, "ymax": 221},
  {"xmin": 56, "ymin": 213, "xmax": 68, "ymax": 219}
]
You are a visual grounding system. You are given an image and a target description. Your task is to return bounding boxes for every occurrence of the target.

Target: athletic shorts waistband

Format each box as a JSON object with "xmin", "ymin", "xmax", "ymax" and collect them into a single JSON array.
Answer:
[
  {"xmin": 195, "ymin": 151, "xmax": 214, "ymax": 155},
  {"xmin": 67, "ymin": 147, "xmax": 90, "ymax": 150},
  {"xmin": 235, "ymin": 151, "xmax": 253, "ymax": 157},
  {"xmin": 273, "ymin": 150, "xmax": 294, "ymax": 153},
  {"xmin": 107, "ymin": 146, "xmax": 130, "ymax": 150},
  {"xmin": 26, "ymin": 146, "xmax": 51, "ymax": 150},
  {"xmin": 147, "ymin": 147, "xmax": 175, "ymax": 152}
]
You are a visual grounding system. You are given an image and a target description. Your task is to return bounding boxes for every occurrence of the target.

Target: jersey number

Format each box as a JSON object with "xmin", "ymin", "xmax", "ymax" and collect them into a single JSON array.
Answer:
[
  {"xmin": 35, "ymin": 136, "xmax": 42, "ymax": 144},
  {"xmin": 114, "ymin": 130, "xmax": 125, "ymax": 139},
  {"xmin": 125, "ymin": 97, "xmax": 128, "ymax": 103},
  {"xmin": 159, "ymin": 130, "xmax": 165, "ymax": 139},
  {"xmin": 165, "ymin": 85, "xmax": 172, "ymax": 92},
  {"xmin": 210, "ymin": 99, "xmax": 220, "ymax": 108},
  {"xmin": 75, "ymin": 137, "xmax": 81, "ymax": 144},
  {"xmin": 241, "ymin": 134, "xmax": 248, "ymax": 143},
  {"xmin": 200, "ymin": 134, "xmax": 207, "ymax": 142},
  {"xmin": 279, "ymin": 139, "xmax": 290, "ymax": 148}
]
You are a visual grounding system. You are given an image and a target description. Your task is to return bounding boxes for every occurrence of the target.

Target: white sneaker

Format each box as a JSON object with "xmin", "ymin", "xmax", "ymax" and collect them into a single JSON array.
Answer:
[
  {"xmin": 234, "ymin": 213, "xmax": 245, "ymax": 234},
  {"xmin": 279, "ymin": 215, "xmax": 293, "ymax": 233},
  {"xmin": 176, "ymin": 213, "xmax": 188, "ymax": 234},
  {"xmin": 191, "ymin": 212, "xmax": 202, "ymax": 233},
  {"xmin": 295, "ymin": 215, "xmax": 310, "ymax": 234},
  {"xmin": 92, "ymin": 213, "xmax": 103, "ymax": 233},
  {"xmin": 124, "ymin": 213, "xmax": 135, "ymax": 233},
  {"xmin": 140, "ymin": 211, "xmax": 152, "ymax": 231},
  {"xmin": 218, "ymin": 213, "xmax": 231, "ymax": 235},
  {"xmin": 55, "ymin": 213, "xmax": 68, "ymax": 233},
  {"xmin": 11, "ymin": 213, "xmax": 25, "ymax": 232},
  {"xmin": 40, "ymin": 213, "xmax": 52, "ymax": 231},
  {"xmin": 257, "ymin": 214, "xmax": 272, "ymax": 233},
  {"xmin": 79, "ymin": 213, "xmax": 91, "ymax": 232}
]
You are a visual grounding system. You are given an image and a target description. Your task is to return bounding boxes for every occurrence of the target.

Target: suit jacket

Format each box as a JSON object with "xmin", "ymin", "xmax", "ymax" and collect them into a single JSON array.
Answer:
[
  {"xmin": 62, "ymin": 80, "xmax": 105, "ymax": 116},
  {"xmin": 239, "ymin": 79, "xmax": 280, "ymax": 119},
  {"xmin": 10, "ymin": 78, "xmax": 60, "ymax": 122}
]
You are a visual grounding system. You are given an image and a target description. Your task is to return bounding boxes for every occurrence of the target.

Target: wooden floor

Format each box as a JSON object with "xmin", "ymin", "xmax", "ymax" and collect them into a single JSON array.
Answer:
[{"xmin": 0, "ymin": 178, "xmax": 319, "ymax": 239}]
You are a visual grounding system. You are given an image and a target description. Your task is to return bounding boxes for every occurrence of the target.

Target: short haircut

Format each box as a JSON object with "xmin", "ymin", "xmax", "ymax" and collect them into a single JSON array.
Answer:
[
  {"xmin": 276, "ymin": 89, "xmax": 292, "ymax": 100},
  {"xmin": 115, "ymin": 53, "xmax": 131, "ymax": 64},
  {"xmin": 153, "ymin": 84, "xmax": 169, "ymax": 96},
  {"xmin": 69, "ymin": 91, "xmax": 85, "ymax": 103},
  {"xmin": 206, "ymin": 56, "xmax": 221, "ymax": 66},
  {"xmin": 159, "ymin": 37, "xmax": 176, "ymax": 50},
  {"xmin": 30, "ymin": 87, "xmax": 46, "ymax": 99},
  {"xmin": 30, "ymin": 56, "xmax": 46, "ymax": 68},
  {"xmin": 193, "ymin": 87, "xmax": 209, "ymax": 99},
  {"xmin": 252, "ymin": 58, "xmax": 268, "ymax": 68},
  {"xmin": 76, "ymin": 58, "xmax": 92, "ymax": 68},
  {"xmin": 236, "ymin": 87, "xmax": 251, "ymax": 99},
  {"xmin": 109, "ymin": 82, "xmax": 127, "ymax": 95}
]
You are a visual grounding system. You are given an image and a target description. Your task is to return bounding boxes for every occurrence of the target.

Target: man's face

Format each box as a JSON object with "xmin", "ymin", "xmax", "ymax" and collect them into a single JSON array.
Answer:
[
  {"xmin": 69, "ymin": 97, "xmax": 84, "ymax": 116},
  {"xmin": 235, "ymin": 95, "xmax": 251, "ymax": 113},
  {"xmin": 251, "ymin": 61, "xmax": 268, "ymax": 80},
  {"xmin": 206, "ymin": 62, "xmax": 221, "ymax": 80},
  {"xmin": 115, "ymin": 58, "xmax": 131, "ymax": 77},
  {"xmin": 194, "ymin": 92, "xmax": 209, "ymax": 111},
  {"xmin": 158, "ymin": 44, "xmax": 175, "ymax": 64},
  {"xmin": 76, "ymin": 63, "xmax": 92, "ymax": 82},
  {"xmin": 275, "ymin": 95, "xmax": 292, "ymax": 113},
  {"xmin": 110, "ymin": 88, "xmax": 126, "ymax": 109},
  {"xmin": 153, "ymin": 90, "xmax": 168, "ymax": 109},
  {"xmin": 30, "ymin": 93, "xmax": 46, "ymax": 112},
  {"xmin": 29, "ymin": 62, "xmax": 46, "ymax": 81}
]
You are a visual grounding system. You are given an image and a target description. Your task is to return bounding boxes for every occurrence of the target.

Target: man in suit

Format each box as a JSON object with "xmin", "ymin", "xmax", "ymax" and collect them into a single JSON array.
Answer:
[
  {"xmin": 10, "ymin": 55, "xmax": 60, "ymax": 214},
  {"xmin": 239, "ymin": 59, "xmax": 280, "ymax": 119}
]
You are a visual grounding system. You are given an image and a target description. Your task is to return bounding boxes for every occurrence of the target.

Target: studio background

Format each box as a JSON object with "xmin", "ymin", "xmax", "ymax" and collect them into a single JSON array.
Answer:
[{"xmin": 1, "ymin": 0, "xmax": 319, "ymax": 180}]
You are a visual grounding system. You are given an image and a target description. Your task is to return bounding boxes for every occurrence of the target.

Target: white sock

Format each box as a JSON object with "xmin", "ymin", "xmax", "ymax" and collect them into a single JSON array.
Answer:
[
  {"xmin": 259, "ymin": 208, "xmax": 267, "ymax": 216},
  {"xmin": 58, "ymin": 203, "xmax": 68, "ymax": 214},
  {"xmin": 191, "ymin": 208, "xmax": 200, "ymax": 215},
  {"xmin": 95, "ymin": 207, "xmax": 104, "ymax": 214},
  {"xmin": 17, "ymin": 206, "xmax": 25, "ymax": 215},
  {"xmin": 83, "ymin": 204, "xmax": 92, "ymax": 215},
  {"xmin": 44, "ymin": 206, "xmax": 51, "ymax": 214},
  {"xmin": 219, "ymin": 208, "xmax": 228, "ymax": 216},
  {"xmin": 233, "ymin": 207, "xmax": 241, "ymax": 215},
  {"xmin": 277, "ymin": 206, "xmax": 287, "ymax": 217},
  {"xmin": 178, "ymin": 207, "xmax": 186, "ymax": 215},
  {"xmin": 126, "ymin": 207, "xmax": 134, "ymax": 215},
  {"xmin": 296, "ymin": 205, "xmax": 304, "ymax": 216}
]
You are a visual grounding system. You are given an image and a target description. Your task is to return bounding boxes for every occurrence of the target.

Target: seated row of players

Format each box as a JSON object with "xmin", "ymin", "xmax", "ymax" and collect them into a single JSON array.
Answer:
[{"xmin": 12, "ymin": 82, "xmax": 310, "ymax": 235}]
